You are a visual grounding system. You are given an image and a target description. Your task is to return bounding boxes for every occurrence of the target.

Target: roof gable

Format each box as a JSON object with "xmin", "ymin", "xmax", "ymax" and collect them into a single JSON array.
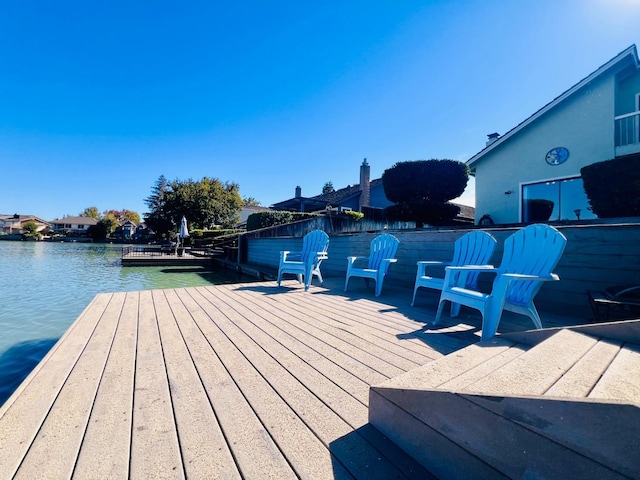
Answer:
[{"xmin": 467, "ymin": 45, "xmax": 639, "ymax": 169}]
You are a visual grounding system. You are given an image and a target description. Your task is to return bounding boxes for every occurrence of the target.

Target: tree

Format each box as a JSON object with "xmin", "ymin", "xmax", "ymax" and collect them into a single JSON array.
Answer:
[
  {"xmin": 80, "ymin": 206, "xmax": 100, "ymax": 219},
  {"xmin": 144, "ymin": 176, "xmax": 243, "ymax": 233},
  {"xmin": 322, "ymin": 181, "xmax": 335, "ymax": 194},
  {"xmin": 242, "ymin": 196, "xmax": 261, "ymax": 207},
  {"xmin": 144, "ymin": 175, "xmax": 173, "ymax": 236},
  {"xmin": 382, "ymin": 159, "xmax": 469, "ymax": 227},
  {"xmin": 22, "ymin": 221, "xmax": 40, "ymax": 239},
  {"xmin": 103, "ymin": 209, "xmax": 141, "ymax": 224}
]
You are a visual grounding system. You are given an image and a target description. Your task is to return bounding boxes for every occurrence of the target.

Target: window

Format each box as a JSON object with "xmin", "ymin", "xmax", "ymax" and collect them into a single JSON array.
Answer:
[{"xmin": 522, "ymin": 176, "xmax": 597, "ymax": 222}]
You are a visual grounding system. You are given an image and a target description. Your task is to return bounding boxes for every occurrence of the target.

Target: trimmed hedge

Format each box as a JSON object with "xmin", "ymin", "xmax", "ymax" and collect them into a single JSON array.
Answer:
[
  {"xmin": 581, "ymin": 153, "xmax": 640, "ymax": 218},
  {"xmin": 382, "ymin": 159, "xmax": 469, "ymax": 225},
  {"xmin": 382, "ymin": 159, "xmax": 469, "ymax": 203},
  {"xmin": 385, "ymin": 201, "xmax": 461, "ymax": 226},
  {"xmin": 246, "ymin": 211, "xmax": 320, "ymax": 231}
]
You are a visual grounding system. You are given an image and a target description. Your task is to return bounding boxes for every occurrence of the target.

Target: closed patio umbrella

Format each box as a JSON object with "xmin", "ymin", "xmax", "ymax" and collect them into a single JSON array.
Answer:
[
  {"xmin": 179, "ymin": 216, "xmax": 189, "ymax": 241},
  {"xmin": 178, "ymin": 216, "xmax": 189, "ymax": 255}
]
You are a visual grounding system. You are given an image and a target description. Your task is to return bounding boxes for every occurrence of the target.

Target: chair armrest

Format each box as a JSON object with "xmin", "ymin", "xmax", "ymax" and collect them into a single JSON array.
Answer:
[
  {"xmin": 501, "ymin": 273, "xmax": 560, "ymax": 282},
  {"xmin": 347, "ymin": 256, "xmax": 369, "ymax": 266},
  {"xmin": 442, "ymin": 265, "xmax": 496, "ymax": 289},
  {"xmin": 444, "ymin": 265, "xmax": 496, "ymax": 273},
  {"xmin": 416, "ymin": 260, "xmax": 450, "ymax": 276},
  {"xmin": 281, "ymin": 250, "xmax": 302, "ymax": 262}
]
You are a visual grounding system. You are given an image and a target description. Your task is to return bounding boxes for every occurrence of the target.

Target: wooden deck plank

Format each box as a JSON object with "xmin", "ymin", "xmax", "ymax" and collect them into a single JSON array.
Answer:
[
  {"xmin": 305, "ymin": 292, "xmax": 443, "ymax": 360},
  {"xmin": 274, "ymin": 289, "xmax": 435, "ymax": 365},
  {"xmin": 199, "ymin": 286, "xmax": 369, "ymax": 427},
  {"xmin": 545, "ymin": 338, "xmax": 622, "ymax": 398},
  {"xmin": 218, "ymin": 286, "xmax": 372, "ymax": 405},
  {"xmin": 0, "ymin": 293, "xmax": 113, "ymax": 477},
  {"xmin": 169, "ymin": 287, "xmax": 297, "ymax": 479},
  {"xmin": 1, "ymin": 277, "xmax": 593, "ymax": 479},
  {"xmin": 74, "ymin": 291, "xmax": 139, "ymax": 478},
  {"xmin": 589, "ymin": 342, "xmax": 640, "ymax": 402},
  {"xmin": 272, "ymin": 288, "xmax": 428, "ymax": 371},
  {"xmin": 243, "ymin": 285, "xmax": 411, "ymax": 376},
  {"xmin": 153, "ymin": 289, "xmax": 242, "ymax": 480},
  {"xmin": 130, "ymin": 289, "xmax": 184, "ymax": 479},
  {"xmin": 189, "ymin": 286, "xmax": 427, "ymax": 480},
  {"xmin": 179, "ymin": 287, "xmax": 353, "ymax": 480},
  {"xmin": 14, "ymin": 292, "xmax": 126, "ymax": 480},
  {"xmin": 227, "ymin": 285, "xmax": 389, "ymax": 387}
]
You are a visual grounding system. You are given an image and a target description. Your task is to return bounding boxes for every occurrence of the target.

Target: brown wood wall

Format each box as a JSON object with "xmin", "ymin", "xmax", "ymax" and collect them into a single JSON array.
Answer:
[{"xmin": 245, "ymin": 223, "xmax": 640, "ymax": 319}]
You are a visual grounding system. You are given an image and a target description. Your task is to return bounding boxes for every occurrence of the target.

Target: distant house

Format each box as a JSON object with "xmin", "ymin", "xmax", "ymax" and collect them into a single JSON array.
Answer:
[
  {"xmin": 271, "ymin": 158, "xmax": 475, "ymax": 223},
  {"xmin": 237, "ymin": 205, "xmax": 270, "ymax": 228},
  {"xmin": 467, "ymin": 45, "xmax": 640, "ymax": 225},
  {"xmin": 50, "ymin": 216, "xmax": 98, "ymax": 236},
  {"xmin": 0, "ymin": 214, "xmax": 51, "ymax": 234},
  {"xmin": 120, "ymin": 220, "xmax": 137, "ymax": 239}
]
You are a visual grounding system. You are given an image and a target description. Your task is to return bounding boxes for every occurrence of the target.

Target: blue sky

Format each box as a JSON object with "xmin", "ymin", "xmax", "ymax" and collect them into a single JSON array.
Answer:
[{"xmin": 1, "ymin": 0, "xmax": 639, "ymax": 221}]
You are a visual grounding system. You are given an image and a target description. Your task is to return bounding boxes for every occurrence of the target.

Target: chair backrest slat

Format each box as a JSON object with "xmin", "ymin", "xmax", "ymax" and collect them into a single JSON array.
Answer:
[
  {"xmin": 499, "ymin": 224, "xmax": 567, "ymax": 305},
  {"xmin": 301, "ymin": 230, "xmax": 329, "ymax": 262},
  {"xmin": 451, "ymin": 231, "xmax": 497, "ymax": 288},
  {"xmin": 367, "ymin": 234, "xmax": 399, "ymax": 269}
]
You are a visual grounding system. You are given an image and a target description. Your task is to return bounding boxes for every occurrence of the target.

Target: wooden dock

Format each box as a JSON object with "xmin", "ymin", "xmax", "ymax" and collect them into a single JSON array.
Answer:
[{"xmin": 0, "ymin": 278, "xmax": 585, "ymax": 479}]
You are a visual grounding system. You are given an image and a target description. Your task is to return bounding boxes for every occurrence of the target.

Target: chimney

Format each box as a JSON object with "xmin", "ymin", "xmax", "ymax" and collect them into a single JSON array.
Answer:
[
  {"xmin": 359, "ymin": 158, "xmax": 370, "ymax": 210},
  {"xmin": 486, "ymin": 132, "xmax": 500, "ymax": 146},
  {"xmin": 295, "ymin": 185, "xmax": 302, "ymax": 198}
]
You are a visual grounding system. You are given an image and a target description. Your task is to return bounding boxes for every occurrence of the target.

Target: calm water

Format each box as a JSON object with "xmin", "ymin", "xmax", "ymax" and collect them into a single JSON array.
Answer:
[{"xmin": 0, "ymin": 241, "xmax": 256, "ymax": 405}]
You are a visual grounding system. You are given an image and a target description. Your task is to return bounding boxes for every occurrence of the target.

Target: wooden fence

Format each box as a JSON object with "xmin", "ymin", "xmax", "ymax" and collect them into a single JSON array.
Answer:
[{"xmin": 241, "ymin": 221, "xmax": 640, "ymax": 319}]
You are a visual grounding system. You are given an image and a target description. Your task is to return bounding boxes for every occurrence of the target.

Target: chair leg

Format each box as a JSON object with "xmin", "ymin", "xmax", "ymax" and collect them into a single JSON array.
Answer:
[
  {"xmin": 374, "ymin": 280, "xmax": 382, "ymax": 297},
  {"xmin": 344, "ymin": 275, "xmax": 350, "ymax": 292},
  {"xmin": 411, "ymin": 285, "xmax": 419, "ymax": 306},
  {"xmin": 277, "ymin": 270, "xmax": 283, "ymax": 287},
  {"xmin": 481, "ymin": 301, "xmax": 503, "ymax": 341},
  {"xmin": 434, "ymin": 299, "xmax": 447, "ymax": 325},
  {"xmin": 450, "ymin": 302, "xmax": 461, "ymax": 317}
]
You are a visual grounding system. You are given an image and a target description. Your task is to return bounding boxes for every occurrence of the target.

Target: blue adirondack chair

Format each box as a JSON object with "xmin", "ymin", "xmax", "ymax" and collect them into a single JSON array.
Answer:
[
  {"xmin": 434, "ymin": 224, "xmax": 567, "ymax": 340},
  {"xmin": 344, "ymin": 233, "xmax": 399, "ymax": 297},
  {"xmin": 411, "ymin": 230, "xmax": 497, "ymax": 309},
  {"xmin": 277, "ymin": 230, "xmax": 329, "ymax": 291}
]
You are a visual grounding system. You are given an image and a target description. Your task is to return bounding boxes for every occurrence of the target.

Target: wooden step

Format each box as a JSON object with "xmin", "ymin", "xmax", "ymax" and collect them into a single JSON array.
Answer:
[{"xmin": 370, "ymin": 329, "xmax": 640, "ymax": 479}]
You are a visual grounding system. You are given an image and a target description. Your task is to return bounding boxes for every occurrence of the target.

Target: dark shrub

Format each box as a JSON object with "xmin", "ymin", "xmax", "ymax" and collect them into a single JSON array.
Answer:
[
  {"xmin": 581, "ymin": 153, "xmax": 640, "ymax": 218},
  {"xmin": 382, "ymin": 159, "xmax": 469, "ymax": 203},
  {"xmin": 385, "ymin": 201, "xmax": 461, "ymax": 226},
  {"xmin": 382, "ymin": 159, "xmax": 469, "ymax": 226},
  {"xmin": 246, "ymin": 211, "xmax": 319, "ymax": 231},
  {"xmin": 525, "ymin": 199, "xmax": 555, "ymax": 222}
]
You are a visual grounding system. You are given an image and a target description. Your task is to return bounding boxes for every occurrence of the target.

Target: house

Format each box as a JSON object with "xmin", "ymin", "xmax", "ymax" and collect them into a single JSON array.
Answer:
[
  {"xmin": 271, "ymin": 158, "xmax": 475, "ymax": 223},
  {"xmin": 50, "ymin": 216, "xmax": 98, "ymax": 236},
  {"xmin": 238, "ymin": 205, "xmax": 270, "ymax": 228},
  {"xmin": 467, "ymin": 45, "xmax": 640, "ymax": 225},
  {"xmin": 0, "ymin": 214, "xmax": 51, "ymax": 234},
  {"xmin": 271, "ymin": 159, "xmax": 391, "ymax": 214}
]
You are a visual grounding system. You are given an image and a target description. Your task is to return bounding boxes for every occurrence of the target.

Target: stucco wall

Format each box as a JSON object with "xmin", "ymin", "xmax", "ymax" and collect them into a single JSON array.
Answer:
[
  {"xmin": 474, "ymin": 74, "xmax": 616, "ymax": 224},
  {"xmin": 615, "ymin": 68, "xmax": 640, "ymax": 114}
]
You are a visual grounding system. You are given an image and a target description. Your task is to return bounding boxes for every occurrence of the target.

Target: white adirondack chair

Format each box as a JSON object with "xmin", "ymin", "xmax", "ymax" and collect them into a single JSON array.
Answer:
[
  {"xmin": 411, "ymin": 230, "xmax": 497, "ymax": 311},
  {"xmin": 434, "ymin": 224, "xmax": 567, "ymax": 340},
  {"xmin": 344, "ymin": 233, "xmax": 399, "ymax": 297},
  {"xmin": 277, "ymin": 230, "xmax": 329, "ymax": 291}
]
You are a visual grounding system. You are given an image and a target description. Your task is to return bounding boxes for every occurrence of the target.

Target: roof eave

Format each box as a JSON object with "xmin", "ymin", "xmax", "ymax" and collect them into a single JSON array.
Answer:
[{"xmin": 466, "ymin": 45, "xmax": 639, "ymax": 169}]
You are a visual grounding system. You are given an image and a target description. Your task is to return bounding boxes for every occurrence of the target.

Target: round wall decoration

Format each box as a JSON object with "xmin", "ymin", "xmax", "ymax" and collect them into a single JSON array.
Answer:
[{"xmin": 545, "ymin": 147, "xmax": 569, "ymax": 165}]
